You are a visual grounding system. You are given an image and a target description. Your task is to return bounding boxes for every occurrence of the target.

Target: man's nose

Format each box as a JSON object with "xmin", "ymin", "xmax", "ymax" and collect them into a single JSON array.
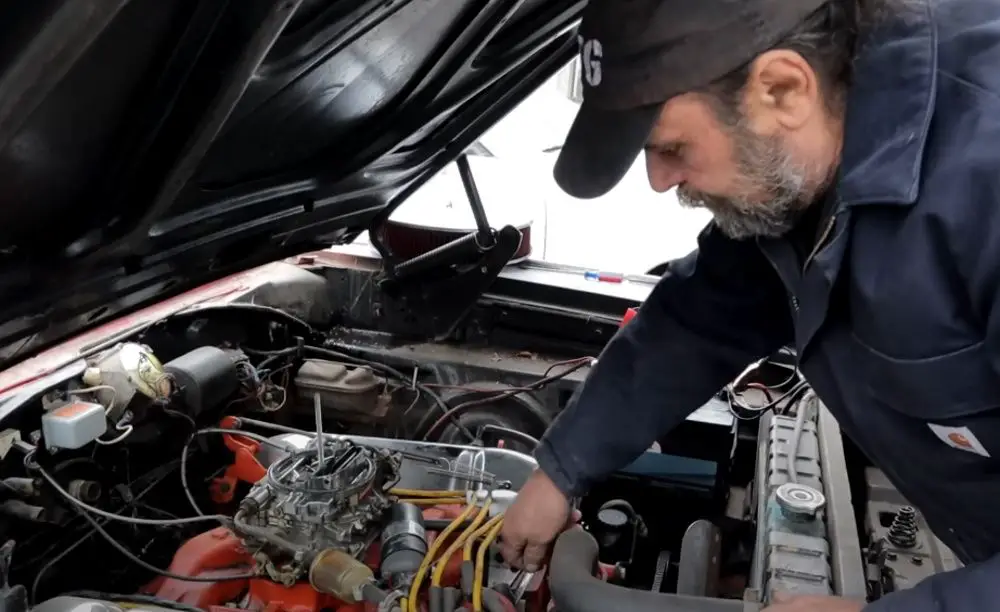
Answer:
[{"xmin": 645, "ymin": 153, "xmax": 683, "ymax": 193}]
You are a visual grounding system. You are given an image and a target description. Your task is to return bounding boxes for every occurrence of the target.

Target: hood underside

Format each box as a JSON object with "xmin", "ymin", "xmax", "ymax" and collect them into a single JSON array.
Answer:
[{"xmin": 0, "ymin": 0, "xmax": 584, "ymax": 363}]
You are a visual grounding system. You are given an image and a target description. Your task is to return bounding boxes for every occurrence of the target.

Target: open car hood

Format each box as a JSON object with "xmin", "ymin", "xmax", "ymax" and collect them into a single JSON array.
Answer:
[{"xmin": 0, "ymin": 0, "xmax": 584, "ymax": 363}]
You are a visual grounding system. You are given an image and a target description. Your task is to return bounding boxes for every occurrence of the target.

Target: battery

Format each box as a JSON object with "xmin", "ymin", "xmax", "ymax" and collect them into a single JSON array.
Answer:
[{"xmin": 42, "ymin": 400, "xmax": 107, "ymax": 450}]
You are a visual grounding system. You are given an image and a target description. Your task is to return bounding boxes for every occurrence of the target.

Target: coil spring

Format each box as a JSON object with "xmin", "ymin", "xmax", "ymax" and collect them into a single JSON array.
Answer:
[{"xmin": 887, "ymin": 506, "xmax": 918, "ymax": 549}]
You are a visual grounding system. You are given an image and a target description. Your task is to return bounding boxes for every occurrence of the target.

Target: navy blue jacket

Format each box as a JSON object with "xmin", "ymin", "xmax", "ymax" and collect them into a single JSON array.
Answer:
[{"xmin": 535, "ymin": 1, "xmax": 1000, "ymax": 610}]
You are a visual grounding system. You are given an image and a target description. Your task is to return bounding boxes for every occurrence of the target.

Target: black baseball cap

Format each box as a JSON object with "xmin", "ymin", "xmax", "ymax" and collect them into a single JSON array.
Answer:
[{"xmin": 554, "ymin": 0, "xmax": 829, "ymax": 199}]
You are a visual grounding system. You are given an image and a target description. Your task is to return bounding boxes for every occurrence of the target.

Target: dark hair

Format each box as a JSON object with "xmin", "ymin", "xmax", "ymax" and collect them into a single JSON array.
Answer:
[{"xmin": 705, "ymin": 1, "xmax": 897, "ymax": 121}]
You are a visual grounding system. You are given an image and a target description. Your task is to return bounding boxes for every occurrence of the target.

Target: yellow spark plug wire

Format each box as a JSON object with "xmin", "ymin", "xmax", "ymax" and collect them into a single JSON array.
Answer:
[
  {"xmin": 408, "ymin": 502, "xmax": 479, "ymax": 612},
  {"xmin": 431, "ymin": 498, "xmax": 493, "ymax": 587},
  {"xmin": 390, "ymin": 488, "xmax": 466, "ymax": 498},
  {"xmin": 472, "ymin": 516, "xmax": 505, "ymax": 612}
]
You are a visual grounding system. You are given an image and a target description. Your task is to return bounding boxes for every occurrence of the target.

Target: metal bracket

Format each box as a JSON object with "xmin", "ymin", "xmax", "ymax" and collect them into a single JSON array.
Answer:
[{"xmin": 377, "ymin": 152, "xmax": 522, "ymax": 340}]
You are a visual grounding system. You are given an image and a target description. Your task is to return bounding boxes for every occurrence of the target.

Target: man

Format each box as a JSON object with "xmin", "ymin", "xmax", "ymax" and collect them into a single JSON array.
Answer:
[{"xmin": 499, "ymin": 0, "xmax": 1000, "ymax": 611}]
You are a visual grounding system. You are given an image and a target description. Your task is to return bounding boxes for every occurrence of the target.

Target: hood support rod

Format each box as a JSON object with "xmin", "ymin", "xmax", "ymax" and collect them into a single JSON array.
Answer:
[{"xmin": 456, "ymin": 154, "xmax": 497, "ymax": 249}]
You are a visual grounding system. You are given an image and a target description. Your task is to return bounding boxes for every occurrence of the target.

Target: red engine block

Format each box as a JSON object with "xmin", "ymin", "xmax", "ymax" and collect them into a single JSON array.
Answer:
[{"xmin": 144, "ymin": 504, "xmax": 548, "ymax": 612}]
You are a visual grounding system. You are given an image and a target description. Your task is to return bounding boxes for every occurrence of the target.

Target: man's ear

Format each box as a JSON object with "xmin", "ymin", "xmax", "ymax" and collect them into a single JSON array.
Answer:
[{"xmin": 742, "ymin": 49, "xmax": 820, "ymax": 134}]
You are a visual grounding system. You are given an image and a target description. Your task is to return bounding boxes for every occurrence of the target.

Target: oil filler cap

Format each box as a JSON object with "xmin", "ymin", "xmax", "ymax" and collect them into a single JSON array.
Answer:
[{"xmin": 775, "ymin": 483, "xmax": 826, "ymax": 519}]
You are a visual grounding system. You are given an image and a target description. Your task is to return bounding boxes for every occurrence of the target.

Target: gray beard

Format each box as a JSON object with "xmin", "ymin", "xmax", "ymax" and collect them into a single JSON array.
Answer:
[
  {"xmin": 677, "ymin": 128, "xmax": 817, "ymax": 240},
  {"xmin": 677, "ymin": 185, "xmax": 806, "ymax": 240}
]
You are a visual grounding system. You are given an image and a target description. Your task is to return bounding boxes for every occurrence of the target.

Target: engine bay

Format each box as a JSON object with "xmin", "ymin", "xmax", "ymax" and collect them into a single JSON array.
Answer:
[{"xmin": 0, "ymin": 295, "xmax": 959, "ymax": 612}]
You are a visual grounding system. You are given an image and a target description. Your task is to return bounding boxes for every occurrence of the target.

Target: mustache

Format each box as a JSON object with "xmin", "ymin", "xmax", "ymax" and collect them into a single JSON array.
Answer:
[
  {"xmin": 675, "ymin": 184, "xmax": 805, "ymax": 240},
  {"xmin": 676, "ymin": 186, "xmax": 751, "ymax": 213}
]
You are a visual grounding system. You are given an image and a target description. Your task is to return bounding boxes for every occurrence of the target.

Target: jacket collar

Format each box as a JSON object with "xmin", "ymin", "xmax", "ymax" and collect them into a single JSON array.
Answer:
[{"xmin": 837, "ymin": 0, "xmax": 937, "ymax": 207}]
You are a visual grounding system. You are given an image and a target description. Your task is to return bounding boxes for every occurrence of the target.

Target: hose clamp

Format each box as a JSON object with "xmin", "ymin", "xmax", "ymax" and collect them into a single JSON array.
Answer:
[{"xmin": 377, "ymin": 590, "xmax": 405, "ymax": 612}]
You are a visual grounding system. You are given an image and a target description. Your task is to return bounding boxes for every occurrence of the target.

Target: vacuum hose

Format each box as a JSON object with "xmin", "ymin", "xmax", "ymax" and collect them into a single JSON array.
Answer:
[{"xmin": 548, "ymin": 528, "xmax": 758, "ymax": 612}]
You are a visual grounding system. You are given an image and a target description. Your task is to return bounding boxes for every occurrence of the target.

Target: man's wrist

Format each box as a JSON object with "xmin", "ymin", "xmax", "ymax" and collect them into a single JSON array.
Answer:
[{"xmin": 533, "ymin": 439, "xmax": 587, "ymax": 498}]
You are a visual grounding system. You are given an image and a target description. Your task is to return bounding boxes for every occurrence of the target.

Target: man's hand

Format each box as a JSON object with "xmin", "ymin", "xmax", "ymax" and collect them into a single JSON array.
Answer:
[
  {"xmin": 764, "ymin": 593, "xmax": 865, "ymax": 612},
  {"xmin": 499, "ymin": 469, "xmax": 576, "ymax": 571}
]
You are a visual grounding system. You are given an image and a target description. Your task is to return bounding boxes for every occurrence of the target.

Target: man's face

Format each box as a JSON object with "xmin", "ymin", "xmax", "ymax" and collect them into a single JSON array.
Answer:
[{"xmin": 643, "ymin": 51, "xmax": 842, "ymax": 240}]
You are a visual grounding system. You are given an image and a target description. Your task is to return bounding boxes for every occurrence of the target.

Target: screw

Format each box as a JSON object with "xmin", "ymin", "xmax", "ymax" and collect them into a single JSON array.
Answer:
[
  {"xmin": 887, "ymin": 552, "xmax": 897, "ymax": 561},
  {"xmin": 912, "ymin": 557, "xmax": 924, "ymax": 566}
]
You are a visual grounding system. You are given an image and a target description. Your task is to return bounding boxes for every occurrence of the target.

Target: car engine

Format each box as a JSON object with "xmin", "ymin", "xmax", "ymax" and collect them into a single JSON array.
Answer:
[
  {"xmin": 0, "ymin": 306, "xmax": 961, "ymax": 612},
  {"xmin": 236, "ymin": 438, "xmax": 401, "ymax": 585}
]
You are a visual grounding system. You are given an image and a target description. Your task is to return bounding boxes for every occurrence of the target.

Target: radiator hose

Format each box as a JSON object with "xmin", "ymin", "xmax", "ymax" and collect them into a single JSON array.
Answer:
[{"xmin": 548, "ymin": 528, "xmax": 758, "ymax": 612}]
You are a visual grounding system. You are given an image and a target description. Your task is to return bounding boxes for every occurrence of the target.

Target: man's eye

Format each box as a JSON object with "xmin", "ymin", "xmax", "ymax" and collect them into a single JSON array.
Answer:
[
  {"xmin": 656, "ymin": 143, "xmax": 683, "ymax": 159},
  {"xmin": 644, "ymin": 143, "xmax": 685, "ymax": 160}
]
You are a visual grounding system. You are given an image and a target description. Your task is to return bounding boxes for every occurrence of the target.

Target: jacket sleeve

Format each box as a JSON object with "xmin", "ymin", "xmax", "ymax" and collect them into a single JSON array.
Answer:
[
  {"xmin": 863, "ymin": 554, "xmax": 1000, "ymax": 612},
  {"xmin": 534, "ymin": 223, "xmax": 794, "ymax": 497}
]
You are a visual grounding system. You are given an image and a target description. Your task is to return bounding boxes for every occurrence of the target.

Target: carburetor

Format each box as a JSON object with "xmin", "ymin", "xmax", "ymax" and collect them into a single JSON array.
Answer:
[{"xmin": 234, "ymin": 436, "xmax": 402, "ymax": 585}]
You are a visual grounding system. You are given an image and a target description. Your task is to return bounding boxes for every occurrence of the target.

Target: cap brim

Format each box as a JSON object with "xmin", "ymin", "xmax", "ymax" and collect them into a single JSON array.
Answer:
[{"xmin": 554, "ymin": 102, "xmax": 660, "ymax": 199}]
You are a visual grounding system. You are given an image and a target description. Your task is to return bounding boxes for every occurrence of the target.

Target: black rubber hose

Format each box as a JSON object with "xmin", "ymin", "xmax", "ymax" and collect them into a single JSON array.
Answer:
[
  {"xmin": 443, "ymin": 587, "xmax": 461, "ymax": 612},
  {"xmin": 548, "ymin": 528, "xmax": 758, "ymax": 612},
  {"xmin": 460, "ymin": 560, "xmax": 475, "ymax": 596},
  {"xmin": 362, "ymin": 583, "xmax": 389, "ymax": 604},
  {"xmin": 426, "ymin": 518, "xmax": 474, "ymax": 532},
  {"xmin": 429, "ymin": 586, "xmax": 444, "ymax": 612}
]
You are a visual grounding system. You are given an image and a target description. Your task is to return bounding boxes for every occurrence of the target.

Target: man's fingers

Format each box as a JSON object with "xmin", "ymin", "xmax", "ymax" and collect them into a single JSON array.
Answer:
[
  {"xmin": 499, "ymin": 533, "xmax": 526, "ymax": 568},
  {"xmin": 522, "ymin": 542, "xmax": 547, "ymax": 572},
  {"xmin": 763, "ymin": 591, "xmax": 801, "ymax": 609}
]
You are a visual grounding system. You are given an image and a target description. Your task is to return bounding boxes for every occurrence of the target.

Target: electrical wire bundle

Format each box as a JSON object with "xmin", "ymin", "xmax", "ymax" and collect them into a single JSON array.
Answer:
[
  {"xmin": 418, "ymin": 356, "xmax": 594, "ymax": 442},
  {"xmin": 26, "ymin": 460, "xmax": 180, "ymax": 603},
  {"xmin": 65, "ymin": 385, "xmax": 134, "ymax": 446},
  {"xmin": 19, "ymin": 447, "xmax": 255, "ymax": 599},
  {"xmin": 725, "ymin": 358, "xmax": 809, "ymax": 420},
  {"xmin": 23, "ymin": 429, "xmax": 520, "ymax": 610},
  {"xmin": 230, "ymin": 356, "xmax": 290, "ymax": 413},
  {"xmin": 247, "ymin": 342, "xmax": 593, "ymax": 445},
  {"xmin": 20, "ymin": 422, "xmax": 297, "ymax": 601},
  {"xmin": 395, "ymin": 489, "xmax": 510, "ymax": 612},
  {"xmin": 245, "ymin": 343, "xmax": 475, "ymax": 440}
]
